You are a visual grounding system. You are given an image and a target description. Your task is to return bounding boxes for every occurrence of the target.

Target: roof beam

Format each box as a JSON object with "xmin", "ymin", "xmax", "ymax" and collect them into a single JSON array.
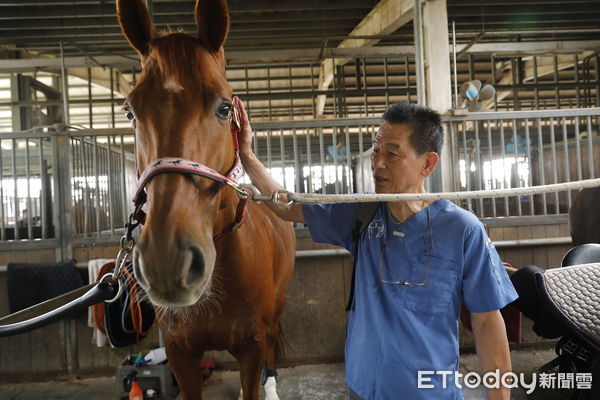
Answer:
[
  {"xmin": 315, "ymin": 0, "xmax": 414, "ymax": 117},
  {"xmin": 0, "ymin": 41, "xmax": 597, "ymax": 72},
  {"xmin": 67, "ymin": 67, "xmax": 132, "ymax": 97}
]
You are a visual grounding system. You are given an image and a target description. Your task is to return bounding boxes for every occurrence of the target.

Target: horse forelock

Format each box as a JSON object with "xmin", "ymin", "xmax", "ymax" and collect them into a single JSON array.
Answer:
[{"xmin": 147, "ymin": 31, "xmax": 227, "ymax": 103}]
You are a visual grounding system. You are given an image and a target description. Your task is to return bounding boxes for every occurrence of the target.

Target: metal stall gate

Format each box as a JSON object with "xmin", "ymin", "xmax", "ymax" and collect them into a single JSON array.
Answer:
[{"xmin": 1, "ymin": 108, "xmax": 600, "ymax": 251}]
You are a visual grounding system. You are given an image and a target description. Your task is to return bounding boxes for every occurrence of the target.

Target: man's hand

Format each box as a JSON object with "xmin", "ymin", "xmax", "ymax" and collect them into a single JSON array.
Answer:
[
  {"xmin": 233, "ymin": 96, "xmax": 254, "ymax": 161},
  {"xmin": 471, "ymin": 310, "xmax": 512, "ymax": 400}
]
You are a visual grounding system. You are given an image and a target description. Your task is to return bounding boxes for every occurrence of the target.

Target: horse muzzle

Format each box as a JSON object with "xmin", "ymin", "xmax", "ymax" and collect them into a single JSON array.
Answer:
[{"xmin": 133, "ymin": 240, "xmax": 216, "ymax": 307}]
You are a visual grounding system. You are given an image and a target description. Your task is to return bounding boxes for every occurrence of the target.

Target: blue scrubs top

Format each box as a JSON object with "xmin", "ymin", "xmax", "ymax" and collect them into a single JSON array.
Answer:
[{"xmin": 302, "ymin": 200, "xmax": 519, "ymax": 400}]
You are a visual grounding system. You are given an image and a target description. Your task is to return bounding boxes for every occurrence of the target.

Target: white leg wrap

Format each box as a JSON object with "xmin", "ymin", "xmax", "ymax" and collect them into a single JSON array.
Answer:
[
  {"xmin": 263, "ymin": 376, "xmax": 280, "ymax": 400},
  {"xmin": 238, "ymin": 388, "xmax": 244, "ymax": 400}
]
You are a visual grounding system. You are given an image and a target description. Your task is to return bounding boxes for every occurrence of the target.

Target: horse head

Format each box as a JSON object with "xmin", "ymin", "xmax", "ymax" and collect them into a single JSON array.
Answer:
[{"xmin": 117, "ymin": 0, "xmax": 236, "ymax": 307}]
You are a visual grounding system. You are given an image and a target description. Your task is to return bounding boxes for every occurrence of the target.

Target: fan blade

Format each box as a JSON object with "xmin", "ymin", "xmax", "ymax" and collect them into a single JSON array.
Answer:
[
  {"xmin": 468, "ymin": 101, "xmax": 483, "ymax": 112},
  {"xmin": 459, "ymin": 81, "xmax": 471, "ymax": 97},
  {"xmin": 461, "ymin": 82, "xmax": 478, "ymax": 101},
  {"xmin": 479, "ymin": 84, "xmax": 496, "ymax": 101},
  {"xmin": 471, "ymin": 80, "xmax": 482, "ymax": 91}
]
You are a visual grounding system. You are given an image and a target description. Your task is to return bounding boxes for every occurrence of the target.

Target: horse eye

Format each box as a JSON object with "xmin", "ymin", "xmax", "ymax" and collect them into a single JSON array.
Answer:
[
  {"xmin": 216, "ymin": 102, "xmax": 232, "ymax": 120},
  {"xmin": 123, "ymin": 104, "xmax": 135, "ymax": 122}
]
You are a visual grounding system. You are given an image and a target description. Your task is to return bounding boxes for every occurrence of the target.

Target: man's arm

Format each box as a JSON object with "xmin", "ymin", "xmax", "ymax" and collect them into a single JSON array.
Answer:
[
  {"xmin": 234, "ymin": 97, "xmax": 305, "ymax": 223},
  {"xmin": 471, "ymin": 310, "xmax": 512, "ymax": 400}
]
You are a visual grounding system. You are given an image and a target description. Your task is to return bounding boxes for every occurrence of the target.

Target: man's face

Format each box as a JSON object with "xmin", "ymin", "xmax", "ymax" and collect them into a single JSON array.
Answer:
[{"xmin": 371, "ymin": 121, "xmax": 431, "ymax": 194}]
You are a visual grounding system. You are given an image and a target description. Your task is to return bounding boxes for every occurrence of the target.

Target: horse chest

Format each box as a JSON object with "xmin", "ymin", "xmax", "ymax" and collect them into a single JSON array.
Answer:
[{"xmin": 166, "ymin": 313, "xmax": 263, "ymax": 352}]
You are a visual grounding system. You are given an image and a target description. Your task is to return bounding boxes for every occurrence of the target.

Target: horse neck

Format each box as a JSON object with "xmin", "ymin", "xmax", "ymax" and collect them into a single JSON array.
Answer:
[{"xmin": 213, "ymin": 187, "xmax": 243, "ymax": 244}]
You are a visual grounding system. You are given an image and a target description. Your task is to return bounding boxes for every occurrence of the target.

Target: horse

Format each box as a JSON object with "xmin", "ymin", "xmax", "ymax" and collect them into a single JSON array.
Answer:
[
  {"xmin": 569, "ymin": 187, "xmax": 600, "ymax": 246},
  {"xmin": 116, "ymin": 1, "xmax": 296, "ymax": 399}
]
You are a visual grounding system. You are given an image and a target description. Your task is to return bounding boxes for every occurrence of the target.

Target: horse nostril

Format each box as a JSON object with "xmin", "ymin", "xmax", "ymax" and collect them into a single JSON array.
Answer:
[{"xmin": 185, "ymin": 246, "xmax": 205, "ymax": 287}]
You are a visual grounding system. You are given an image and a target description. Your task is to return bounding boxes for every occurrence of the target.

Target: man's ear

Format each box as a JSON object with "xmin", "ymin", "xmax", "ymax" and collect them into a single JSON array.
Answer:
[{"xmin": 422, "ymin": 152, "xmax": 439, "ymax": 177}]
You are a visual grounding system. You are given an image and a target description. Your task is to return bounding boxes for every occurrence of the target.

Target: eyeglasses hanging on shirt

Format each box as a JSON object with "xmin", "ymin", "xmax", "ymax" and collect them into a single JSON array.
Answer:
[{"xmin": 379, "ymin": 207, "xmax": 435, "ymax": 286}]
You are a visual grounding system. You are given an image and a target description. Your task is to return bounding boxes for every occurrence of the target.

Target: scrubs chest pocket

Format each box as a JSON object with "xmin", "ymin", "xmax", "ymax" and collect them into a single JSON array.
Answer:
[{"xmin": 404, "ymin": 254, "xmax": 458, "ymax": 314}]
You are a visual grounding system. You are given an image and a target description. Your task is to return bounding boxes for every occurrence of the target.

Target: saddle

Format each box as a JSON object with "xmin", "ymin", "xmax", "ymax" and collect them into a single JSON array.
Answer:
[
  {"xmin": 510, "ymin": 244, "xmax": 600, "ymax": 398},
  {"xmin": 536, "ymin": 261, "xmax": 600, "ymax": 354},
  {"xmin": 91, "ymin": 261, "xmax": 155, "ymax": 348}
]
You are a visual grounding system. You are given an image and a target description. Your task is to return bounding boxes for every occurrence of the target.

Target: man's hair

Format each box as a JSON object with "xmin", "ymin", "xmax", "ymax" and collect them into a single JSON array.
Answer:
[{"xmin": 382, "ymin": 102, "xmax": 443, "ymax": 155}]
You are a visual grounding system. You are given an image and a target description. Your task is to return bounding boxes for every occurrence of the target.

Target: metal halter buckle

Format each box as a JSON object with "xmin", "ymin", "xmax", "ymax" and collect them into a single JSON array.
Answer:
[
  {"xmin": 271, "ymin": 190, "xmax": 294, "ymax": 206},
  {"xmin": 100, "ymin": 273, "xmax": 124, "ymax": 304}
]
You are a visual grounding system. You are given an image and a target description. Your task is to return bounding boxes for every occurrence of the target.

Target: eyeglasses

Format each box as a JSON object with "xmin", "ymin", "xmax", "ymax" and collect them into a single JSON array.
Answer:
[{"xmin": 379, "ymin": 207, "xmax": 434, "ymax": 286}]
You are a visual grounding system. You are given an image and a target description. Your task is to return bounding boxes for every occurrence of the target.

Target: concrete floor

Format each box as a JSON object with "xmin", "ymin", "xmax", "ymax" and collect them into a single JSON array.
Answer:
[{"xmin": 0, "ymin": 349, "xmax": 578, "ymax": 399}]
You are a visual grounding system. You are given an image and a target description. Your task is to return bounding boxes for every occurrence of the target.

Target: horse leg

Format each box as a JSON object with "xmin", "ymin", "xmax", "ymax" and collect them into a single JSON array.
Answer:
[
  {"xmin": 166, "ymin": 342, "xmax": 204, "ymax": 400},
  {"xmin": 261, "ymin": 323, "xmax": 282, "ymax": 400},
  {"xmin": 236, "ymin": 341, "xmax": 266, "ymax": 400}
]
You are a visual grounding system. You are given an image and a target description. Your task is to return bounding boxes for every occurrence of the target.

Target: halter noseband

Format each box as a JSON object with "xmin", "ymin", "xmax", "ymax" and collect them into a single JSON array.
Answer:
[{"xmin": 130, "ymin": 102, "xmax": 248, "ymax": 242}]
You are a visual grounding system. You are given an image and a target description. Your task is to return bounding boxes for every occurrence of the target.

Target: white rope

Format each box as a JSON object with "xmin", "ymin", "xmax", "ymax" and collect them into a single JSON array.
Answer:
[{"xmin": 286, "ymin": 178, "xmax": 600, "ymax": 204}]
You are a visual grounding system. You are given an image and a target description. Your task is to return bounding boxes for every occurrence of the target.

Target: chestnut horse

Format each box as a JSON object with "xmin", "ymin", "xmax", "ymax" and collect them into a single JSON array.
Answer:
[{"xmin": 116, "ymin": 1, "xmax": 295, "ymax": 399}]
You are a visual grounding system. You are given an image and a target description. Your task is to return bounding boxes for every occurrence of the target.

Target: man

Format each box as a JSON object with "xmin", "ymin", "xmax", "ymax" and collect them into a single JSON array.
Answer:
[{"xmin": 234, "ymin": 98, "xmax": 518, "ymax": 400}]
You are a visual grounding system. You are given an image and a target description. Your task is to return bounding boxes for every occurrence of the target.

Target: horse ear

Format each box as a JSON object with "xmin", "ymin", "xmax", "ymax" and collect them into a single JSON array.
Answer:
[
  {"xmin": 195, "ymin": 0, "xmax": 230, "ymax": 52},
  {"xmin": 116, "ymin": 0, "xmax": 157, "ymax": 56}
]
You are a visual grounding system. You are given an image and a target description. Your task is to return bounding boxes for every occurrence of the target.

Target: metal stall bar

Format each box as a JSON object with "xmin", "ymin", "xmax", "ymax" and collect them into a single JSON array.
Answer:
[
  {"xmin": 11, "ymin": 138, "xmax": 18, "ymax": 240},
  {"xmin": 87, "ymin": 68, "xmax": 93, "ymax": 128},
  {"xmin": 110, "ymin": 68, "xmax": 115, "ymax": 127},
  {"xmin": 267, "ymin": 65, "xmax": 272, "ymax": 119},
  {"xmin": 491, "ymin": 55, "xmax": 498, "ymax": 111},
  {"xmin": 333, "ymin": 126, "xmax": 339, "ymax": 194},
  {"xmin": 345, "ymin": 126, "xmax": 352, "ymax": 193},
  {"xmin": 533, "ymin": 57, "xmax": 539, "ymax": 109},
  {"xmin": 79, "ymin": 135, "xmax": 89, "ymax": 237},
  {"xmin": 71, "ymin": 137, "xmax": 78, "ymax": 235},
  {"xmin": 120, "ymin": 134, "xmax": 128, "ymax": 222},
  {"xmin": 332, "ymin": 61, "xmax": 340, "ymax": 193},
  {"xmin": 362, "ymin": 58, "xmax": 368, "ymax": 115},
  {"xmin": 574, "ymin": 55, "xmax": 581, "ymax": 108},
  {"xmin": 383, "ymin": 57, "xmax": 390, "ymax": 108},
  {"xmin": 473, "ymin": 121, "xmax": 483, "ymax": 215},
  {"xmin": 574, "ymin": 117, "xmax": 583, "ymax": 181},
  {"xmin": 537, "ymin": 118, "xmax": 547, "ymax": 214},
  {"xmin": 359, "ymin": 126, "xmax": 365, "ymax": 192},
  {"xmin": 524, "ymin": 119, "xmax": 534, "ymax": 215},
  {"xmin": 511, "ymin": 58, "xmax": 519, "ymax": 111},
  {"xmin": 93, "ymin": 136, "xmax": 101, "ymax": 236},
  {"xmin": 106, "ymin": 135, "xmax": 115, "ymax": 235},
  {"xmin": 25, "ymin": 138, "xmax": 32, "ymax": 239},
  {"xmin": 306, "ymin": 128, "xmax": 312, "ymax": 192},
  {"xmin": 499, "ymin": 121, "xmax": 509, "ymax": 216},
  {"xmin": 293, "ymin": 128, "xmax": 300, "ymax": 192},
  {"xmin": 512, "ymin": 119, "xmax": 522, "ymax": 216},
  {"xmin": 267, "ymin": 129, "xmax": 272, "ymax": 173},
  {"xmin": 289, "ymin": 64, "xmax": 294, "ymax": 118},
  {"xmin": 280, "ymin": 128, "xmax": 287, "ymax": 190},
  {"xmin": 587, "ymin": 116, "xmax": 595, "ymax": 178},
  {"xmin": 554, "ymin": 56, "xmax": 560, "ymax": 108},
  {"xmin": 405, "ymin": 56, "xmax": 411, "ymax": 103},
  {"xmin": 461, "ymin": 122, "xmax": 472, "ymax": 212},
  {"xmin": 449, "ymin": 121, "xmax": 459, "ymax": 195},
  {"xmin": 39, "ymin": 137, "xmax": 48, "ymax": 239},
  {"xmin": 561, "ymin": 118, "xmax": 572, "ymax": 208},
  {"xmin": 549, "ymin": 118, "xmax": 560, "ymax": 213},
  {"xmin": 319, "ymin": 127, "xmax": 325, "ymax": 193}
]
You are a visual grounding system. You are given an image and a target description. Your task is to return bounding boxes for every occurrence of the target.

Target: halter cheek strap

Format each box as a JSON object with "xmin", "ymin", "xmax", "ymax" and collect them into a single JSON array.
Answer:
[{"xmin": 131, "ymin": 103, "xmax": 247, "ymax": 242}]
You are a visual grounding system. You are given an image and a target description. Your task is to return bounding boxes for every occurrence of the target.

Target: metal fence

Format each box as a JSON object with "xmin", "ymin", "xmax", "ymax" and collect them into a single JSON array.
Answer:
[
  {"xmin": 450, "ymin": 108, "xmax": 600, "ymax": 218},
  {"xmin": 1, "ymin": 108, "xmax": 599, "ymax": 249}
]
